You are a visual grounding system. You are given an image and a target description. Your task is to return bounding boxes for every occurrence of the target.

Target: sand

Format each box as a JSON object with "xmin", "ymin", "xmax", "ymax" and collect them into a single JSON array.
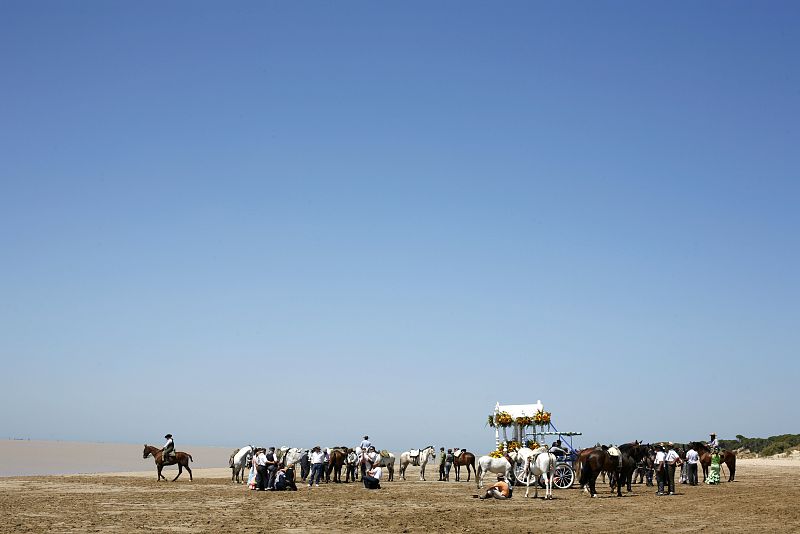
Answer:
[{"xmin": 2, "ymin": 441, "xmax": 799, "ymax": 533}]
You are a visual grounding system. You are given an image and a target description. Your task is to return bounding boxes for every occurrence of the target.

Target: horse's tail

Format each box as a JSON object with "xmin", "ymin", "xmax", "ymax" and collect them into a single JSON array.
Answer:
[
  {"xmin": 476, "ymin": 462, "xmax": 482, "ymax": 488},
  {"xmin": 188, "ymin": 454, "xmax": 194, "ymax": 463}
]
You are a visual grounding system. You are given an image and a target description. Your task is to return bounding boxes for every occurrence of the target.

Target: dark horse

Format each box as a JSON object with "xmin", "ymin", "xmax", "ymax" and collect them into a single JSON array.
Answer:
[
  {"xmin": 608, "ymin": 442, "xmax": 649, "ymax": 493},
  {"xmin": 579, "ymin": 442, "xmax": 645, "ymax": 497},
  {"xmin": 689, "ymin": 441, "xmax": 736, "ymax": 482},
  {"xmin": 326, "ymin": 447, "xmax": 351, "ymax": 483},
  {"xmin": 143, "ymin": 444, "xmax": 193, "ymax": 481},
  {"xmin": 453, "ymin": 449, "xmax": 476, "ymax": 482}
]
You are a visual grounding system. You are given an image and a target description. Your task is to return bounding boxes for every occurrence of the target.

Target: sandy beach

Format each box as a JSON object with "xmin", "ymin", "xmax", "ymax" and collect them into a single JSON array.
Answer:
[{"xmin": 2, "ymin": 441, "xmax": 799, "ymax": 533}]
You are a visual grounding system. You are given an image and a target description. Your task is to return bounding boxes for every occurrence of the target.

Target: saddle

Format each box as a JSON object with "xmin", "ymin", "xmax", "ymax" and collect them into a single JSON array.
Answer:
[
  {"xmin": 453, "ymin": 449, "xmax": 463, "ymax": 458},
  {"xmin": 606, "ymin": 446, "xmax": 623, "ymax": 469},
  {"xmin": 409, "ymin": 449, "xmax": 420, "ymax": 466},
  {"xmin": 380, "ymin": 450, "xmax": 390, "ymax": 459}
]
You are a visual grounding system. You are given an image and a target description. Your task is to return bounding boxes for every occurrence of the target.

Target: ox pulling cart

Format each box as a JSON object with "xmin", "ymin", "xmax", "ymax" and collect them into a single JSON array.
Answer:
[{"xmin": 489, "ymin": 401, "xmax": 582, "ymax": 489}]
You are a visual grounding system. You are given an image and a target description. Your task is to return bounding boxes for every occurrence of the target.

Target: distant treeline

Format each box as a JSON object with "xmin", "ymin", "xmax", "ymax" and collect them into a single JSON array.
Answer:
[{"xmin": 721, "ymin": 434, "xmax": 800, "ymax": 456}]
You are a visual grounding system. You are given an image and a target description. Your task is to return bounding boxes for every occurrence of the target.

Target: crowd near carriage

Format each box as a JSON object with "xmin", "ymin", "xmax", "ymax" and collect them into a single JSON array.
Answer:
[
  {"xmin": 147, "ymin": 406, "xmax": 736, "ymax": 501},
  {"xmin": 487, "ymin": 400, "xmax": 582, "ymax": 491}
]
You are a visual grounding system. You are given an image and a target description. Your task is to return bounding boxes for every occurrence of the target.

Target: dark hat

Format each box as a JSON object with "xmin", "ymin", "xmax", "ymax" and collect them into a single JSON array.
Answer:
[
  {"xmin": 269, "ymin": 446, "xmax": 275, "ymax": 451},
  {"xmin": 164, "ymin": 434, "xmax": 172, "ymax": 439},
  {"xmin": 364, "ymin": 435, "xmax": 369, "ymax": 439},
  {"xmin": 440, "ymin": 447, "xmax": 445, "ymax": 450}
]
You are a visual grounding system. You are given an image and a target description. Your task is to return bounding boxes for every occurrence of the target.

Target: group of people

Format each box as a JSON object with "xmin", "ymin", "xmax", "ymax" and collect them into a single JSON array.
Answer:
[
  {"xmin": 247, "ymin": 435, "xmax": 385, "ymax": 491},
  {"xmin": 653, "ymin": 433, "xmax": 723, "ymax": 496}
]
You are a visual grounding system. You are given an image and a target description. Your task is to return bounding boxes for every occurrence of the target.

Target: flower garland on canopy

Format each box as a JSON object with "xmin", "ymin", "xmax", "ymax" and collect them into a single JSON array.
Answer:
[
  {"xmin": 534, "ymin": 410, "xmax": 551, "ymax": 426},
  {"xmin": 487, "ymin": 411, "xmax": 514, "ymax": 428}
]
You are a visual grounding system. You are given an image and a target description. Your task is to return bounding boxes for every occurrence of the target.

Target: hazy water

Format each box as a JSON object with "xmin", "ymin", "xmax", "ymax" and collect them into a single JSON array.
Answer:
[{"xmin": 0, "ymin": 440, "xmax": 233, "ymax": 477}]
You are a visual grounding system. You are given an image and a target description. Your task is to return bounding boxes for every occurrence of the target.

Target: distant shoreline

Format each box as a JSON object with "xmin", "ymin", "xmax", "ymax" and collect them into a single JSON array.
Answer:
[{"xmin": 0, "ymin": 439, "xmax": 233, "ymax": 477}]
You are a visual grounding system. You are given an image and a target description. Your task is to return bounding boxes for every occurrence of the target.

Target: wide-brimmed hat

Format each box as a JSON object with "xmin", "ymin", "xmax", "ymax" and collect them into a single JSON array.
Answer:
[
  {"xmin": 164, "ymin": 434, "xmax": 172, "ymax": 439},
  {"xmin": 710, "ymin": 432, "xmax": 716, "ymax": 436},
  {"xmin": 363, "ymin": 435, "xmax": 369, "ymax": 439}
]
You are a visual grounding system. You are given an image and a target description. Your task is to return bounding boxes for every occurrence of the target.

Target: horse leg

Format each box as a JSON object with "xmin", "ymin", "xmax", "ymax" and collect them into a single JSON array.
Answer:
[
  {"xmin": 157, "ymin": 464, "xmax": 164, "ymax": 481},
  {"xmin": 420, "ymin": 464, "xmax": 425, "ymax": 481},
  {"xmin": 186, "ymin": 463, "xmax": 193, "ymax": 481},
  {"xmin": 173, "ymin": 464, "xmax": 182, "ymax": 482}
]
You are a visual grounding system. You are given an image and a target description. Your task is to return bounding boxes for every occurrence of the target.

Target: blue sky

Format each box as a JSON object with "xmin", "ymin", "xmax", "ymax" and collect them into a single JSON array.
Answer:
[{"xmin": 1, "ymin": 1, "xmax": 798, "ymax": 453}]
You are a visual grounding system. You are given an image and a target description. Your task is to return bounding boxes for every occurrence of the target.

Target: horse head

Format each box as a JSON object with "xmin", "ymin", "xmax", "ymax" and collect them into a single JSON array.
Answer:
[{"xmin": 143, "ymin": 445, "xmax": 151, "ymax": 459}]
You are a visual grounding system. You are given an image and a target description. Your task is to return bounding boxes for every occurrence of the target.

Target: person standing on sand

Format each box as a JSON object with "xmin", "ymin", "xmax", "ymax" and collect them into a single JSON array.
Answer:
[
  {"xmin": 444, "ymin": 449, "xmax": 454, "ymax": 481},
  {"xmin": 265, "ymin": 447, "xmax": 279, "ymax": 490},
  {"xmin": 685, "ymin": 446, "xmax": 699, "ymax": 486},
  {"xmin": 654, "ymin": 444, "xmax": 666, "ymax": 495},
  {"xmin": 308, "ymin": 446, "xmax": 325, "ymax": 487},
  {"xmin": 664, "ymin": 443, "xmax": 681, "ymax": 495},
  {"xmin": 706, "ymin": 448, "xmax": 722, "ymax": 485},
  {"xmin": 254, "ymin": 448, "xmax": 268, "ymax": 491},
  {"xmin": 438, "ymin": 447, "xmax": 446, "ymax": 481}
]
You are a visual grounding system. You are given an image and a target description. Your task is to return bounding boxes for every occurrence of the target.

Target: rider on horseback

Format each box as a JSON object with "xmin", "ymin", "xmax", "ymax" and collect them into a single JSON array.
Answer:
[{"xmin": 163, "ymin": 434, "xmax": 176, "ymax": 462}]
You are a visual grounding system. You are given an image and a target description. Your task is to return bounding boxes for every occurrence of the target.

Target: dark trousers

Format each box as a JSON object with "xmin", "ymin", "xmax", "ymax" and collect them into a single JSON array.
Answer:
[
  {"xmin": 439, "ymin": 463, "xmax": 445, "ymax": 480},
  {"xmin": 363, "ymin": 475, "xmax": 380, "ymax": 489},
  {"xmin": 275, "ymin": 478, "xmax": 297, "ymax": 491},
  {"xmin": 346, "ymin": 464, "xmax": 357, "ymax": 482},
  {"xmin": 308, "ymin": 463, "xmax": 323, "ymax": 486},
  {"xmin": 656, "ymin": 465, "xmax": 666, "ymax": 494},
  {"xmin": 256, "ymin": 465, "xmax": 268, "ymax": 491},
  {"xmin": 665, "ymin": 463, "xmax": 676, "ymax": 494},
  {"xmin": 361, "ymin": 463, "xmax": 367, "ymax": 479},
  {"xmin": 687, "ymin": 463, "xmax": 698, "ymax": 485},
  {"xmin": 267, "ymin": 465, "xmax": 277, "ymax": 489}
]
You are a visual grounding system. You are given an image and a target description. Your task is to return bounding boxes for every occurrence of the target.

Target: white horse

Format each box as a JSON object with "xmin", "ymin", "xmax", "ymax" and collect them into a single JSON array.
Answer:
[
  {"xmin": 515, "ymin": 447, "xmax": 557, "ymax": 499},
  {"xmin": 399, "ymin": 446, "xmax": 436, "ymax": 481},
  {"xmin": 357, "ymin": 447, "xmax": 396, "ymax": 482},
  {"xmin": 278, "ymin": 447, "xmax": 306, "ymax": 468},
  {"xmin": 230, "ymin": 445, "xmax": 253, "ymax": 484},
  {"xmin": 476, "ymin": 455, "xmax": 513, "ymax": 488}
]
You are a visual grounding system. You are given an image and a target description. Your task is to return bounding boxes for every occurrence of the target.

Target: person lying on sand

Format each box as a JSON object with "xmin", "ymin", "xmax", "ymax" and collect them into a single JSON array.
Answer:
[{"xmin": 475, "ymin": 475, "xmax": 512, "ymax": 500}]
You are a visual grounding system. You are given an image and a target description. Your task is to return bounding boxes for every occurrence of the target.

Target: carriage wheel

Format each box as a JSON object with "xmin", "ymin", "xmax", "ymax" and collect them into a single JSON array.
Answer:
[
  {"xmin": 552, "ymin": 464, "xmax": 574, "ymax": 489},
  {"xmin": 512, "ymin": 462, "xmax": 530, "ymax": 487}
]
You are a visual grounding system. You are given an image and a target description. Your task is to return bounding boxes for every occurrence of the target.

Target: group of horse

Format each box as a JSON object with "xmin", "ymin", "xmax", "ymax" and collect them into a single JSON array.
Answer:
[
  {"xmin": 142, "ymin": 439, "xmax": 736, "ymax": 500},
  {"xmin": 469, "ymin": 440, "xmax": 737, "ymax": 500},
  {"xmin": 576, "ymin": 440, "xmax": 737, "ymax": 498},
  {"xmin": 225, "ymin": 445, "xmax": 477, "ymax": 485}
]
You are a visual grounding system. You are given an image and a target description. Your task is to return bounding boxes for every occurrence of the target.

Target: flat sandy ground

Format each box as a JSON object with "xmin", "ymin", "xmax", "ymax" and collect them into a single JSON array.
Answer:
[{"xmin": 2, "ymin": 458, "xmax": 799, "ymax": 533}]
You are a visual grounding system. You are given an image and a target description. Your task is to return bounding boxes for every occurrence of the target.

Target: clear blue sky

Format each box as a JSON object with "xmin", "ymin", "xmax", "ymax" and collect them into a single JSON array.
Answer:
[{"xmin": 1, "ymin": 1, "xmax": 798, "ymax": 453}]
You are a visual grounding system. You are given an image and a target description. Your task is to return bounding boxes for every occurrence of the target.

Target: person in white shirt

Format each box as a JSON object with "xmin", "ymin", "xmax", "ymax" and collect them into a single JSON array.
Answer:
[
  {"xmin": 664, "ymin": 444, "xmax": 681, "ymax": 495},
  {"xmin": 308, "ymin": 446, "xmax": 325, "ymax": 487},
  {"xmin": 363, "ymin": 465, "xmax": 382, "ymax": 489},
  {"xmin": 685, "ymin": 447, "xmax": 700, "ymax": 486},
  {"xmin": 654, "ymin": 445, "xmax": 667, "ymax": 495},
  {"xmin": 708, "ymin": 433, "xmax": 719, "ymax": 449},
  {"xmin": 254, "ymin": 449, "xmax": 269, "ymax": 491}
]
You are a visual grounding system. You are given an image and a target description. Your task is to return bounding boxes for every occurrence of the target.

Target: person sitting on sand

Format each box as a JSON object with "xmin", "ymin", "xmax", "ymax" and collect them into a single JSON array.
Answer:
[
  {"xmin": 477, "ymin": 474, "xmax": 512, "ymax": 499},
  {"xmin": 274, "ymin": 466, "xmax": 298, "ymax": 491}
]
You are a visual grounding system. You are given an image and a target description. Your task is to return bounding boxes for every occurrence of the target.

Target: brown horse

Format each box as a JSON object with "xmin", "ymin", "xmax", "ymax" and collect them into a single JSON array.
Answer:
[
  {"xmin": 579, "ymin": 442, "xmax": 644, "ymax": 497},
  {"xmin": 143, "ymin": 444, "xmax": 193, "ymax": 481},
  {"xmin": 326, "ymin": 447, "xmax": 351, "ymax": 483},
  {"xmin": 688, "ymin": 442, "xmax": 736, "ymax": 482},
  {"xmin": 453, "ymin": 449, "xmax": 476, "ymax": 482}
]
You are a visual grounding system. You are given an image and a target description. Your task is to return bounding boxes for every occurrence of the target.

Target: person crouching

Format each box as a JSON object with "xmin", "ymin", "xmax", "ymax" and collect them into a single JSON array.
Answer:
[
  {"xmin": 478, "ymin": 475, "xmax": 512, "ymax": 500},
  {"xmin": 274, "ymin": 466, "xmax": 298, "ymax": 491},
  {"xmin": 363, "ymin": 465, "xmax": 382, "ymax": 489}
]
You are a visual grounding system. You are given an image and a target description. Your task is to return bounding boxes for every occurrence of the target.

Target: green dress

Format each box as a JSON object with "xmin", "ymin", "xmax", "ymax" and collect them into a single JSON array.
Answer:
[{"xmin": 706, "ymin": 453, "xmax": 721, "ymax": 484}]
